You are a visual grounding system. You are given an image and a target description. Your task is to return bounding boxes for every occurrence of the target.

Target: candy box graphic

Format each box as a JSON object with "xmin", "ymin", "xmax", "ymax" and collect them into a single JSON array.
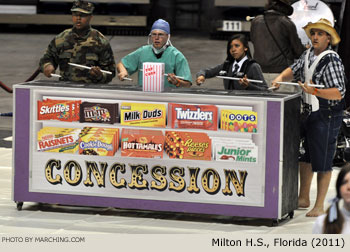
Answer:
[
  {"xmin": 212, "ymin": 137, "xmax": 258, "ymax": 163},
  {"xmin": 121, "ymin": 128, "xmax": 164, "ymax": 158},
  {"xmin": 37, "ymin": 127, "xmax": 80, "ymax": 153},
  {"xmin": 37, "ymin": 99, "xmax": 81, "ymax": 122},
  {"xmin": 120, "ymin": 102, "xmax": 166, "ymax": 128},
  {"xmin": 79, "ymin": 127, "xmax": 119, "ymax": 156},
  {"xmin": 169, "ymin": 103, "xmax": 218, "ymax": 131},
  {"xmin": 165, "ymin": 131, "xmax": 211, "ymax": 161},
  {"xmin": 143, "ymin": 62, "xmax": 165, "ymax": 92},
  {"xmin": 220, "ymin": 109, "xmax": 257, "ymax": 132},
  {"xmin": 79, "ymin": 102, "xmax": 118, "ymax": 124}
]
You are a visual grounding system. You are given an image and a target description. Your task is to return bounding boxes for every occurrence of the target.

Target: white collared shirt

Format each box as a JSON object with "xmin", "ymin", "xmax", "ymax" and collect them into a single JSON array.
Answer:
[{"xmin": 232, "ymin": 55, "xmax": 248, "ymax": 72}]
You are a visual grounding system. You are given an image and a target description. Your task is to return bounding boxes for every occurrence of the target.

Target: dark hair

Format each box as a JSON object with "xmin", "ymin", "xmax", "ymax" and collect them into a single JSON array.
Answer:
[
  {"xmin": 225, "ymin": 34, "xmax": 251, "ymax": 63},
  {"xmin": 265, "ymin": 0, "xmax": 292, "ymax": 16},
  {"xmin": 323, "ymin": 165, "xmax": 350, "ymax": 233}
]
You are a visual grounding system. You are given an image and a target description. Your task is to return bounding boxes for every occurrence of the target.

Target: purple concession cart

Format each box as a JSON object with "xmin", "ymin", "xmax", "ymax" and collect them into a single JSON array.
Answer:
[{"xmin": 12, "ymin": 80, "xmax": 301, "ymax": 223}]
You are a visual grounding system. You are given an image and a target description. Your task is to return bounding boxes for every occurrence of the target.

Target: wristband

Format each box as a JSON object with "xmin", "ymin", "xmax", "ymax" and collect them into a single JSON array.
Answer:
[{"xmin": 312, "ymin": 88, "xmax": 318, "ymax": 96}]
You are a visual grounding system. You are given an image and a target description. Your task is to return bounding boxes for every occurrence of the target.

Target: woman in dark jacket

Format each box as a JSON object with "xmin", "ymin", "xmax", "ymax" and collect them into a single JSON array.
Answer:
[{"xmin": 196, "ymin": 34, "xmax": 267, "ymax": 91}]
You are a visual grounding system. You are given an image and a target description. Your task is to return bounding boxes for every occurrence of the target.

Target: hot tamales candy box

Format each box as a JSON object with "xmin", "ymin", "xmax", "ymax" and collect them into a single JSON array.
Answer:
[
  {"xmin": 169, "ymin": 103, "xmax": 218, "ymax": 131},
  {"xmin": 121, "ymin": 128, "xmax": 164, "ymax": 158},
  {"xmin": 120, "ymin": 102, "xmax": 166, "ymax": 128},
  {"xmin": 220, "ymin": 109, "xmax": 258, "ymax": 133},
  {"xmin": 165, "ymin": 131, "xmax": 211, "ymax": 161},
  {"xmin": 37, "ymin": 127, "xmax": 80, "ymax": 153},
  {"xmin": 79, "ymin": 127, "xmax": 119, "ymax": 156}
]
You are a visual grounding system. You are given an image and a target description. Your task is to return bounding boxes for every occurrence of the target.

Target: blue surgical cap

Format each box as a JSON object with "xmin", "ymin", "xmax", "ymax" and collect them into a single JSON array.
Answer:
[{"xmin": 151, "ymin": 19, "xmax": 170, "ymax": 34}]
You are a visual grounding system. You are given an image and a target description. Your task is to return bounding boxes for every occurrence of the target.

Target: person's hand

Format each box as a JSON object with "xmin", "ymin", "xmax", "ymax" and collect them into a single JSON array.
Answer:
[
  {"xmin": 167, "ymin": 73, "xmax": 180, "ymax": 87},
  {"xmin": 43, "ymin": 64, "xmax": 55, "ymax": 78},
  {"xmin": 118, "ymin": 70, "xmax": 129, "ymax": 81},
  {"xmin": 196, "ymin": 76, "xmax": 205, "ymax": 86},
  {"xmin": 299, "ymin": 79, "xmax": 315, "ymax": 94},
  {"xmin": 270, "ymin": 76, "xmax": 282, "ymax": 90},
  {"xmin": 239, "ymin": 75, "xmax": 249, "ymax": 88},
  {"xmin": 89, "ymin": 66, "xmax": 103, "ymax": 79}
]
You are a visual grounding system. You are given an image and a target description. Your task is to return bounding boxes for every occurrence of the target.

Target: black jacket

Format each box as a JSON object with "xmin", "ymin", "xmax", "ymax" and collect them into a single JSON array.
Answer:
[
  {"xmin": 196, "ymin": 59, "xmax": 268, "ymax": 90},
  {"xmin": 250, "ymin": 10, "xmax": 305, "ymax": 73}
]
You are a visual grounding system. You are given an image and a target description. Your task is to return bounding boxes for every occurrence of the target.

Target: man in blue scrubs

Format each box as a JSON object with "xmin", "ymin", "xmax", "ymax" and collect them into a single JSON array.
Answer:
[{"xmin": 116, "ymin": 19, "xmax": 192, "ymax": 88}]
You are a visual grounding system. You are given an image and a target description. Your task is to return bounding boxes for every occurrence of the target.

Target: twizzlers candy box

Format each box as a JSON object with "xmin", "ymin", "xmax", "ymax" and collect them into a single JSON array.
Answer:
[
  {"xmin": 169, "ymin": 103, "xmax": 218, "ymax": 131},
  {"xmin": 143, "ymin": 62, "xmax": 165, "ymax": 92}
]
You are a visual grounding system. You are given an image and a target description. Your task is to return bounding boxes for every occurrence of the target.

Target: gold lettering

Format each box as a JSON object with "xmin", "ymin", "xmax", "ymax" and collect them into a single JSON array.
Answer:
[
  {"xmin": 109, "ymin": 163, "xmax": 127, "ymax": 188},
  {"xmin": 45, "ymin": 159, "xmax": 62, "ymax": 185},
  {"xmin": 150, "ymin": 165, "xmax": 167, "ymax": 191},
  {"xmin": 63, "ymin": 160, "xmax": 82, "ymax": 186},
  {"xmin": 128, "ymin": 164, "xmax": 149, "ymax": 189},
  {"xmin": 222, "ymin": 170, "xmax": 248, "ymax": 196},
  {"xmin": 83, "ymin": 161, "xmax": 108, "ymax": 187},
  {"xmin": 169, "ymin": 166, "xmax": 186, "ymax": 192},
  {"xmin": 187, "ymin": 167, "xmax": 200, "ymax": 193},
  {"xmin": 201, "ymin": 168, "xmax": 221, "ymax": 194}
]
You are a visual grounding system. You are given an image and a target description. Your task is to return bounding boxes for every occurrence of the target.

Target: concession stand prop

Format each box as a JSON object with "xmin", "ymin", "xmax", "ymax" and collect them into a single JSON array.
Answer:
[{"xmin": 12, "ymin": 80, "xmax": 301, "ymax": 223}]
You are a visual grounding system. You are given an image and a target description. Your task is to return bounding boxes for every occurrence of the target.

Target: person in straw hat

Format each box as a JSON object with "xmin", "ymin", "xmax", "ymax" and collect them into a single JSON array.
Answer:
[
  {"xmin": 39, "ymin": 0, "xmax": 116, "ymax": 83},
  {"xmin": 272, "ymin": 18, "xmax": 346, "ymax": 217}
]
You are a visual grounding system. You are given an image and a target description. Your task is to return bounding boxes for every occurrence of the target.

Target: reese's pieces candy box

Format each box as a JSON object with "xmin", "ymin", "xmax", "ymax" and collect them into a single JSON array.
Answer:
[{"xmin": 165, "ymin": 131, "xmax": 211, "ymax": 161}]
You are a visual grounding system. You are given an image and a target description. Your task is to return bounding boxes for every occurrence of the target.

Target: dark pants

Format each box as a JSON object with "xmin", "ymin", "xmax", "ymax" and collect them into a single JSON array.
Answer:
[{"xmin": 300, "ymin": 102, "xmax": 343, "ymax": 172}]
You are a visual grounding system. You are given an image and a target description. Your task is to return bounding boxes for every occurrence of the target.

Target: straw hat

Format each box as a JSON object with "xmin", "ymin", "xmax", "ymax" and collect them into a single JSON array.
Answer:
[{"xmin": 303, "ymin": 18, "xmax": 341, "ymax": 46}]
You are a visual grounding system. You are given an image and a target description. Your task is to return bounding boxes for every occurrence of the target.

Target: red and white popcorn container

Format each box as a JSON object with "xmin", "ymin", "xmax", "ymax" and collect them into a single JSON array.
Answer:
[{"xmin": 142, "ymin": 62, "xmax": 165, "ymax": 92}]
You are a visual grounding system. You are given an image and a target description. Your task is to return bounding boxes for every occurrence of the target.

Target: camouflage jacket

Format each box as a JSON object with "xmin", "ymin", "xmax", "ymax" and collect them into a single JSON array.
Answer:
[{"xmin": 39, "ymin": 26, "xmax": 116, "ymax": 83}]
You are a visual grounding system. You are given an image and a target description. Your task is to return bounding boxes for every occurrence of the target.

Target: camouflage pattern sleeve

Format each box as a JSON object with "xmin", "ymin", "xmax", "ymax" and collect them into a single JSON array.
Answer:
[
  {"xmin": 93, "ymin": 32, "xmax": 116, "ymax": 83},
  {"xmin": 39, "ymin": 28, "xmax": 116, "ymax": 83},
  {"xmin": 39, "ymin": 36, "xmax": 60, "ymax": 72}
]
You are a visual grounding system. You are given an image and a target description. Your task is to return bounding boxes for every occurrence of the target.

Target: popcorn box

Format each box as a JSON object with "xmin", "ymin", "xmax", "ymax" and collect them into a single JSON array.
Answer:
[
  {"xmin": 120, "ymin": 102, "xmax": 166, "ymax": 128},
  {"xmin": 121, "ymin": 128, "xmax": 164, "ymax": 158},
  {"xmin": 220, "ymin": 109, "xmax": 258, "ymax": 132},
  {"xmin": 143, "ymin": 62, "xmax": 165, "ymax": 92}
]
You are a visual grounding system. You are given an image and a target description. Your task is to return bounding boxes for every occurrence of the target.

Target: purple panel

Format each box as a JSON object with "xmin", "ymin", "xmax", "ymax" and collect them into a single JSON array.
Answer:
[
  {"xmin": 13, "ymin": 89, "xmax": 282, "ymax": 219},
  {"xmin": 13, "ymin": 88, "xmax": 31, "ymax": 201}
]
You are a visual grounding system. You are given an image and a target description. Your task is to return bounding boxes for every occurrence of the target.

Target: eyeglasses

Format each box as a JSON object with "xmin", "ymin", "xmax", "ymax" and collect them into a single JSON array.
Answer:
[
  {"xmin": 150, "ymin": 33, "xmax": 167, "ymax": 38},
  {"xmin": 72, "ymin": 12, "xmax": 90, "ymax": 18}
]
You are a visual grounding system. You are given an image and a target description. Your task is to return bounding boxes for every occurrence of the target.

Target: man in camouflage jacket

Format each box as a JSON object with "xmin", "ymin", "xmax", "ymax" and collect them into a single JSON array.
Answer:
[{"xmin": 39, "ymin": 0, "xmax": 116, "ymax": 83}]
